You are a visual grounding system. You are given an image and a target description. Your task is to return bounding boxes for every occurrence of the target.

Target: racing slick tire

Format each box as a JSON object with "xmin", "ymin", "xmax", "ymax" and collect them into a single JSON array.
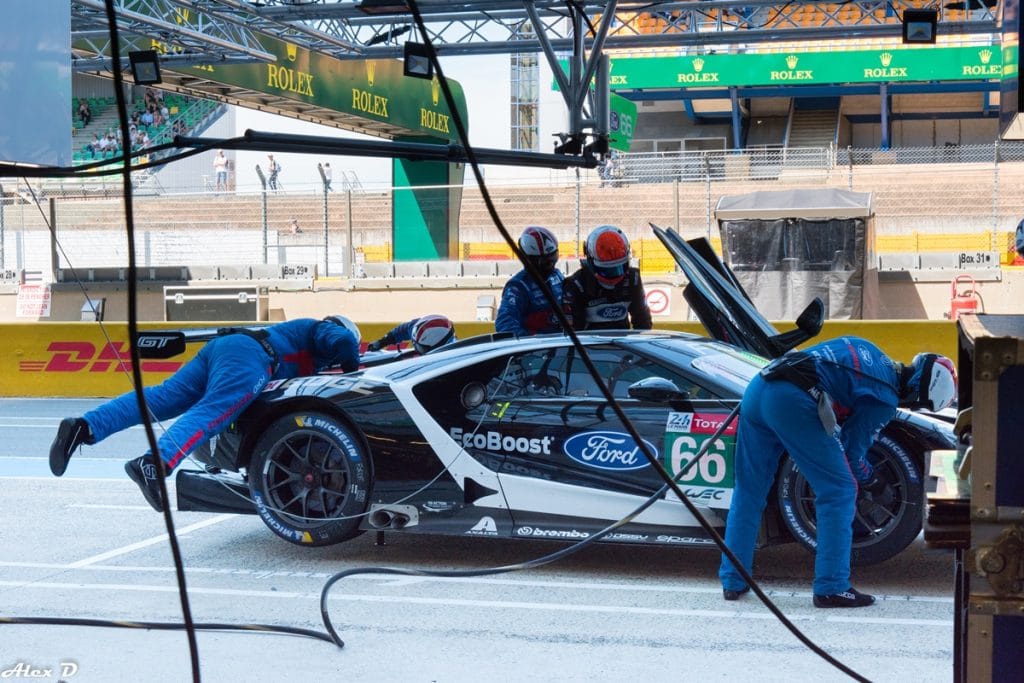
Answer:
[
  {"xmin": 775, "ymin": 435, "xmax": 924, "ymax": 567},
  {"xmin": 249, "ymin": 411, "xmax": 370, "ymax": 547}
]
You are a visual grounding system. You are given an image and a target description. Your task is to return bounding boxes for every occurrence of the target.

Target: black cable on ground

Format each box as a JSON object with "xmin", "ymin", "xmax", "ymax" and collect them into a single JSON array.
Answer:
[
  {"xmin": 320, "ymin": 402, "xmax": 742, "ymax": 649},
  {"xmin": 102, "ymin": 0, "xmax": 200, "ymax": 679}
]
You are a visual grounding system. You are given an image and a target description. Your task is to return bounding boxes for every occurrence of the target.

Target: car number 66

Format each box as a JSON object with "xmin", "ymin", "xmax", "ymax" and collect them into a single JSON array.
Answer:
[{"xmin": 669, "ymin": 436, "xmax": 728, "ymax": 484}]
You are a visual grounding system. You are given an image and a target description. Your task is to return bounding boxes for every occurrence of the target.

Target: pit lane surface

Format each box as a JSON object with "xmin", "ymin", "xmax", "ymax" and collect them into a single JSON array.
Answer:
[{"xmin": 1, "ymin": 399, "xmax": 954, "ymax": 682}]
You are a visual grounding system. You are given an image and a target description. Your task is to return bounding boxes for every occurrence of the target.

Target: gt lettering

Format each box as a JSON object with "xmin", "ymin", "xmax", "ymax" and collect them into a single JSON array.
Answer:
[{"xmin": 670, "ymin": 435, "xmax": 727, "ymax": 484}]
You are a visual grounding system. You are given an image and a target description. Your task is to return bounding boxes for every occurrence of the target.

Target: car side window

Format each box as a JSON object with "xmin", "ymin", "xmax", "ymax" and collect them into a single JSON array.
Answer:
[
  {"xmin": 563, "ymin": 346, "xmax": 717, "ymax": 400},
  {"xmin": 485, "ymin": 348, "xmax": 571, "ymax": 400}
]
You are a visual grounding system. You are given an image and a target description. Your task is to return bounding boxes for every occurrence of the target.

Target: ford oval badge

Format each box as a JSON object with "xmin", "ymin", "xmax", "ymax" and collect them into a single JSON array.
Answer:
[{"xmin": 563, "ymin": 431, "xmax": 654, "ymax": 471}]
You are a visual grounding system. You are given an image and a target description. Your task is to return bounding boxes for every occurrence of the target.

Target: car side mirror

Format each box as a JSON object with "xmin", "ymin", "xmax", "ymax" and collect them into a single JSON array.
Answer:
[
  {"xmin": 765, "ymin": 297, "xmax": 825, "ymax": 357},
  {"xmin": 627, "ymin": 377, "xmax": 690, "ymax": 403}
]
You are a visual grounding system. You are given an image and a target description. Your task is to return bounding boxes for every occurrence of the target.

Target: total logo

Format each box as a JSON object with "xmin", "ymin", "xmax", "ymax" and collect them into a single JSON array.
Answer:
[
  {"xmin": 667, "ymin": 412, "xmax": 738, "ymax": 436},
  {"xmin": 449, "ymin": 427, "xmax": 553, "ymax": 455},
  {"xmin": 563, "ymin": 431, "xmax": 654, "ymax": 471}
]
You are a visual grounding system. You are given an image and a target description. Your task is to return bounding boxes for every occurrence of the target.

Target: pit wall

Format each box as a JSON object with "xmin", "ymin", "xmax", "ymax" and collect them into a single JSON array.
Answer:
[{"xmin": 2, "ymin": 319, "xmax": 956, "ymax": 398}]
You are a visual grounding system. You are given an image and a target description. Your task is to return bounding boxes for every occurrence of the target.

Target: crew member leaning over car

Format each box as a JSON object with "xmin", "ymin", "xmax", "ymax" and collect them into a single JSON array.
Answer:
[
  {"xmin": 366, "ymin": 314, "xmax": 456, "ymax": 355},
  {"xmin": 48, "ymin": 316, "xmax": 361, "ymax": 512},
  {"xmin": 719, "ymin": 337, "xmax": 957, "ymax": 608},
  {"xmin": 563, "ymin": 225, "xmax": 652, "ymax": 331}
]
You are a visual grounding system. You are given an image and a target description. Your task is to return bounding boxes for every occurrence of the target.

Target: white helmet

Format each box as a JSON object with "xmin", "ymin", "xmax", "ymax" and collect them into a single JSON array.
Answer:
[
  {"xmin": 411, "ymin": 315, "xmax": 455, "ymax": 354},
  {"xmin": 323, "ymin": 315, "xmax": 361, "ymax": 345},
  {"xmin": 901, "ymin": 353, "xmax": 957, "ymax": 411},
  {"xmin": 518, "ymin": 225, "xmax": 559, "ymax": 276},
  {"xmin": 585, "ymin": 224, "xmax": 631, "ymax": 287}
]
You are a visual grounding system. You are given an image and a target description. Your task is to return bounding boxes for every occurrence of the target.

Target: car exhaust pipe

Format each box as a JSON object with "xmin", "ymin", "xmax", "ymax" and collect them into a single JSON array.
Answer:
[
  {"xmin": 366, "ymin": 504, "xmax": 419, "ymax": 530},
  {"xmin": 368, "ymin": 510, "xmax": 395, "ymax": 529}
]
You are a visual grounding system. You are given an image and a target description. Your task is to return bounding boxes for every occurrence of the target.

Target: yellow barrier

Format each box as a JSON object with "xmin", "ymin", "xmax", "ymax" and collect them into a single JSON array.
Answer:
[{"xmin": 2, "ymin": 320, "xmax": 957, "ymax": 398}]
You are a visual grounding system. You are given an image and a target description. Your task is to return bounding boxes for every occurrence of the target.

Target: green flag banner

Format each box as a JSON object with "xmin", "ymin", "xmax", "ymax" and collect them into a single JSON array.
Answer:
[
  {"xmin": 107, "ymin": 3, "xmax": 467, "ymax": 141},
  {"xmin": 605, "ymin": 45, "xmax": 1002, "ymax": 90}
]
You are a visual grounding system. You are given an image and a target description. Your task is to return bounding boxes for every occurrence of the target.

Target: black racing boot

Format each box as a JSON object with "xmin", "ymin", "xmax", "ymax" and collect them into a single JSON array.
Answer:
[
  {"xmin": 125, "ymin": 455, "xmax": 165, "ymax": 513},
  {"xmin": 723, "ymin": 586, "xmax": 751, "ymax": 601},
  {"xmin": 49, "ymin": 417, "xmax": 92, "ymax": 477},
  {"xmin": 813, "ymin": 587, "xmax": 876, "ymax": 608}
]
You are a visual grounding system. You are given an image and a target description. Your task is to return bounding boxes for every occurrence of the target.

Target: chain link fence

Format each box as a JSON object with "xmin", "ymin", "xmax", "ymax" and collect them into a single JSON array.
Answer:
[{"xmin": 3, "ymin": 141, "xmax": 1024, "ymax": 277}]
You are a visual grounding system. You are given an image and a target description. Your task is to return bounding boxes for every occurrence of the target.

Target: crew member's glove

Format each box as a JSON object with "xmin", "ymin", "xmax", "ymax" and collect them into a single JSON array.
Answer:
[
  {"xmin": 856, "ymin": 474, "xmax": 896, "ymax": 526},
  {"xmin": 366, "ymin": 338, "xmax": 386, "ymax": 352}
]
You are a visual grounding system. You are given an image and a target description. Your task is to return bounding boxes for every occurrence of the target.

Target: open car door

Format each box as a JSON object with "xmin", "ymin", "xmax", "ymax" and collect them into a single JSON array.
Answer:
[{"xmin": 651, "ymin": 223, "xmax": 824, "ymax": 359}]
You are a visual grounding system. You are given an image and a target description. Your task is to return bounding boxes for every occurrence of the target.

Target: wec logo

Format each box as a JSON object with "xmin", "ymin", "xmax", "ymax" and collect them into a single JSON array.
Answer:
[{"xmin": 18, "ymin": 341, "xmax": 184, "ymax": 374}]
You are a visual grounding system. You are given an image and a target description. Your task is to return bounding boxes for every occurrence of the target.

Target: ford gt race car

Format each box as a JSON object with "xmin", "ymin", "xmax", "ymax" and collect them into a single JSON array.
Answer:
[{"xmin": 173, "ymin": 227, "xmax": 954, "ymax": 566}]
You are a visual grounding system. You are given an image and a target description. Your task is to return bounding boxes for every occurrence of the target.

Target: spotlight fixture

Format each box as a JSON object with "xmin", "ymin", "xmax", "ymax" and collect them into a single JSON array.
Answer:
[
  {"xmin": 902, "ymin": 9, "xmax": 938, "ymax": 44},
  {"xmin": 403, "ymin": 42, "xmax": 433, "ymax": 80},
  {"xmin": 128, "ymin": 50, "xmax": 162, "ymax": 84}
]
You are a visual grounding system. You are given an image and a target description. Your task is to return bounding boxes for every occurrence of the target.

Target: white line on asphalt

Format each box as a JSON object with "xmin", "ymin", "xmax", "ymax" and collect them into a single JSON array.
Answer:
[
  {"xmin": 0, "ymin": 560, "xmax": 955, "ymax": 605},
  {"xmin": 0, "ymin": 579, "xmax": 953, "ymax": 627},
  {"xmin": 67, "ymin": 514, "xmax": 236, "ymax": 568}
]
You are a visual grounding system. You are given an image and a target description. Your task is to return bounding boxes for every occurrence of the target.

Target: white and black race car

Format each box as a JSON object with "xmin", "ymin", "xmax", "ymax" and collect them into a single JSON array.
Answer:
[{"xmin": 175, "ymin": 227, "xmax": 954, "ymax": 566}]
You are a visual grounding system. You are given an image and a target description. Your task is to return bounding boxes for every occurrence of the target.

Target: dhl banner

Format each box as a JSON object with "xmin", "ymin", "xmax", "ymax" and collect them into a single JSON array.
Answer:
[{"xmin": 0, "ymin": 320, "xmax": 954, "ymax": 398}]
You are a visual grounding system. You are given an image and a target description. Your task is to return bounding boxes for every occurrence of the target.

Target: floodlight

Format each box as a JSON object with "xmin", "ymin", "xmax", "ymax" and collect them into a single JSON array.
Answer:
[
  {"xmin": 903, "ymin": 9, "xmax": 938, "ymax": 44},
  {"xmin": 129, "ymin": 50, "xmax": 162, "ymax": 85}
]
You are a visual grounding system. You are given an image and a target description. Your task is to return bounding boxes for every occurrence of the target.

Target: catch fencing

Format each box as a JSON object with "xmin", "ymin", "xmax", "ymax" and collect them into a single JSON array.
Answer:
[{"xmin": 2, "ymin": 141, "xmax": 1023, "ymax": 278}]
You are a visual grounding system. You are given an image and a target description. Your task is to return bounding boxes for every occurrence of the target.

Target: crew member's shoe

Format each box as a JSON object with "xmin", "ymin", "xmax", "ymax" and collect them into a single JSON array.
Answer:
[
  {"xmin": 125, "ymin": 456, "xmax": 165, "ymax": 513},
  {"xmin": 723, "ymin": 585, "xmax": 751, "ymax": 601},
  {"xmin": 49, "ymin": 417, "xmax": 91, "ymax": 477},
  {"xmin": 813, "ymin": 587, "xmax": 876, "ymax": 608}
]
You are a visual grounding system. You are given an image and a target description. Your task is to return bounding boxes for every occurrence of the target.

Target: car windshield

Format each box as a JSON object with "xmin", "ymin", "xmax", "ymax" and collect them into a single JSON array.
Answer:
[{"xmin": 641, "ymin": 338, "xmax": 769, "ymax": 396}]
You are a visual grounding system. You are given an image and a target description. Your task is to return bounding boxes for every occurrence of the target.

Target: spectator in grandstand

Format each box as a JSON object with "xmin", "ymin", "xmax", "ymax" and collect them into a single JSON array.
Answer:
[
  {"xmin": 84, "ymin": 133, "xmax": 101, "ymax": 159},
  {"xmin": 495, "ymin": 226, "xmax": 565, "ymax": 336},
  {"xmin": 141, "ymin": 107, "xmax": 154, "ymax": 127},
  {"xmin": 290, "ymin": 218, "xmax": 302, "ymax": 234},
  {"xmin": 563, "ymin": 224, "xmax": 652, "ymax": 331},
  {"xmin": 213, "ymin": 150, "xmax": 229, "ymax": 192},
  {"xmin": 48, "ymin": 316, "xmax": 362, "ymax": 512},
  {"xmin": 267, "ymin": 154, "xmax": 280, "ymax": 190},
  {"xmin": 77, "ymin": 99, "xmax": 92, "ymax": 127},
  {"xmin": 366, "ymin": 315, "xmax": 456, "ymax": 355}
]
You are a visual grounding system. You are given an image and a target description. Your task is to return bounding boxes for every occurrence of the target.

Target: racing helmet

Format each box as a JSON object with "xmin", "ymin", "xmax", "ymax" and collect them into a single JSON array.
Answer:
[
  {"xmin": 585, "ymin": 224, "xmax": 631, "ymax": 288},
  {"xmin": 323, "ymin": 315, "xmax": 361, "ymax": 345},
  {"xmin": 411, "ymin": 315, "xmax": 455, "ymax": 354},
  {"xmin": 900, "ymin": 353, "xmax": 957, "ymax": 411},
  {"xmin": 1016, "ymin": 218, "xmax": 1024, "ymax": 257},
  {"xmin": 518, "ymin": 225, "xmax": 559, "ymax": 277}
]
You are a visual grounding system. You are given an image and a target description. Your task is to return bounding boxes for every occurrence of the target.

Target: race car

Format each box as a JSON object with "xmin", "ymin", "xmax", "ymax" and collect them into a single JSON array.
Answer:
[{"xmin": 174, "ymin": 227, "xmax": 955, "ymax": 566}]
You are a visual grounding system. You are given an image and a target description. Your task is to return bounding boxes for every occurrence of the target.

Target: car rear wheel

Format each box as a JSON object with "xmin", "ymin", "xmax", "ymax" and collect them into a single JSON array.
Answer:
[
  {"xmin": 775, "ymin": 435, "xmax": 923, "ymax": 566},
  {"xmin": 249, "ymin": 411, "xmax": 370, "ymax": 547}
]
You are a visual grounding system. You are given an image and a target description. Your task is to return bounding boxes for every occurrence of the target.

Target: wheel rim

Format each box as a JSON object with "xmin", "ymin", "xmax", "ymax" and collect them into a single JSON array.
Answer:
[
  {"xmin": 261, "ymin": 429, "xmax": 353, "ymax": 525},
  {"xmin": 787, "ymin": 447, "xmax": 914, "ymax": 550}
]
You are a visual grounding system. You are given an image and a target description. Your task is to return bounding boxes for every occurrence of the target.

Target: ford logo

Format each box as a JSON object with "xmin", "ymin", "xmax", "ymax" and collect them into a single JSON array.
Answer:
[
  {"xmin": 563, "ymin": 431, "xmax": 654, "ymax": 471},
  {"xmin": 598, "ymin": 305, "xmax": 627, "ymax": 319}
]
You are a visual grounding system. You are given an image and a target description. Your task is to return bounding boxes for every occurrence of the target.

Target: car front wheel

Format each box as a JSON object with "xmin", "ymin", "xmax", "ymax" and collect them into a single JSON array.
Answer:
[
  {"xmin": 249, "ymin": 411, "xmax": 370, "ymax": 547},
  {"xmin": 775, "ymin": 435, "xmax": 923, "ymax": 566}
]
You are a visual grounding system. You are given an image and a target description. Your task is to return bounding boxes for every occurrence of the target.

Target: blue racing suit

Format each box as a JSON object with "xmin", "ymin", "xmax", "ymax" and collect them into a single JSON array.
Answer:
[
  {"xmin": 494, "ymin": 269, "xmax": 565, "ymax": 336},
  {"xmin": 83, "ymin": 318, "xmax": 359, "ymax": 471},
  {"xmin": 719, "ymin": 336, "xmax": 899, "ymax": 595}
]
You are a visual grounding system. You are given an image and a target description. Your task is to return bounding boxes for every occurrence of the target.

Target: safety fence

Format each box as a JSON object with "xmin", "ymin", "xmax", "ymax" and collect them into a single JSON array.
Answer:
[{"xmin": 1, "ymin": 141, "xmax": 1023, "ymax": 279}]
